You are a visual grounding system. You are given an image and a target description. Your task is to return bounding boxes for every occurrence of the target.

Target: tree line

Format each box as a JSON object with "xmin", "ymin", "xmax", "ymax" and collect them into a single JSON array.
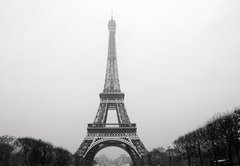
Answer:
[
  {"xmin": 0, "ymin": 136, "xmax": 72, "ymax": 166},
  {"xmin": 1, "ymin": 108, "xmax": 239, "ymax": 166},
  {"xmin": 148, "ymin": 108, "xmax": 240, "ymax": 166}
]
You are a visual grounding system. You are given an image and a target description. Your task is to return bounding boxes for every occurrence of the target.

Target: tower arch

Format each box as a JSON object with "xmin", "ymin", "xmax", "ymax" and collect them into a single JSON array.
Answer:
[{"xmin": 84, "ymin": 139, "xmax": 140, "ymax": 165}]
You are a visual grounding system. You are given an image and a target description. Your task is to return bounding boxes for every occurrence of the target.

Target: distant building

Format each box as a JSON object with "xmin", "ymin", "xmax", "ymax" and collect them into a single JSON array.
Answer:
[
  {"xmin": 95, "ymin": 154, "xmax": 113, "ymax": 166},
  {"xmin": 115, "ymin": 154, "xmax": 132, "ymax": 166},
  {"xmin": 94, "ymin": 154, "xmax": 132, "ymax": 166}
]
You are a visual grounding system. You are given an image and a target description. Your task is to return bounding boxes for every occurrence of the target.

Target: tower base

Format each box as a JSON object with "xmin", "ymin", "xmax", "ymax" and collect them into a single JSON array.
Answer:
[{"xmin": 75, "ymin": 124, "xmax": 149, "ymax": 166}]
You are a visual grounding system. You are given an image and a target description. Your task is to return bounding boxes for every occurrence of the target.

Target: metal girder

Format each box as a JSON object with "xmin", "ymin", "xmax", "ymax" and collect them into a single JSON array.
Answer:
[{"xmin": 75, "ymin": 16, "xmax": 149, "ymax": 166}]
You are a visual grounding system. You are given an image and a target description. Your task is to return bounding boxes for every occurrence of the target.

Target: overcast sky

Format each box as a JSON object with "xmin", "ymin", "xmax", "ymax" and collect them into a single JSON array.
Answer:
[{"xmin": 1, "ymin": 0, "xmax": 240, "ymax": 159}]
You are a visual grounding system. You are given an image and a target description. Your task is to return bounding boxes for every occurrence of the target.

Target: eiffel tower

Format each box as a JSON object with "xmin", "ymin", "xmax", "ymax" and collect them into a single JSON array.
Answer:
[{"xmin": 75, "ymin": 16, "xmax": 149, "ymax": 166}]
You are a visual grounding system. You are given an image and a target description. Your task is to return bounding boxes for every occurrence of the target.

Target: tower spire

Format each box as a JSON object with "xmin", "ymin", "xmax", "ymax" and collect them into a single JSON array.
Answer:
[{"xmin": 103, "ymin": 16, "xmax": 120, "ymax": 92}]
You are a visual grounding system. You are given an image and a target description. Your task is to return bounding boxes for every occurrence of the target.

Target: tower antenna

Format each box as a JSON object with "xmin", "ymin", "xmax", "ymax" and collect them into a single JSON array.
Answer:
[{"xmin": 111, "ymin": 11, "xmax": 113, "ymax": 20}]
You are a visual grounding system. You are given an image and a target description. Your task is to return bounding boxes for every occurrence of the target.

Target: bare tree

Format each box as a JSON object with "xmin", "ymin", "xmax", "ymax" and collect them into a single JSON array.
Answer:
[
  {"xmin": 232, "ymin": 109, "xmax": 240, "ymax": 165},
  {"xmin": 18, "ymin": 137, "xmax": 54, "ymax": 166},
  {"xmin": 191, "ymin": 127, "xmax": 208, "ymax": 166},
  {"xmin": 174, "ymin": 134, "xmax": 193, "ymax": 166},
  {"xmin": 53, "ymin": 147, "xmax": 72, "ymax": 166},
  {"xmin": 0, "ymin": 135, "xmax": 24, "ymax": 166},
  {"xmin": 0, "ymin": 143, "xmax": 13, "ymax": 165}
]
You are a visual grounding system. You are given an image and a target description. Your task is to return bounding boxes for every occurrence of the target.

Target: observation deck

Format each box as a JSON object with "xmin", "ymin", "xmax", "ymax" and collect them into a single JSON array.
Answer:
[
  {"xmin": 99, "ymin": 92, "xmax": 125, "ymax": 99},
  {"xmin": 87, "ymin": 123, "xmax": 137, "ymax": 133}
]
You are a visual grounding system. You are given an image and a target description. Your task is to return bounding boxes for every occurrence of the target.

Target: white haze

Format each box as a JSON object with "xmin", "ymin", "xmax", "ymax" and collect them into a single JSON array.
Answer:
[{"xmin": 1, "ymin": 0, "xmax": 240, "ymax": 159}]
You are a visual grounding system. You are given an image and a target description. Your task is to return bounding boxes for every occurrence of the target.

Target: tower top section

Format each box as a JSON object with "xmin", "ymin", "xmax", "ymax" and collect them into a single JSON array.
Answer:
[
  {"xmin": 103, "ymin": 16, "xmax": 121, "ymax": 93},
  {"xmin": 108, "ymin": 14, "xmax": 116, "ymax": 32}
]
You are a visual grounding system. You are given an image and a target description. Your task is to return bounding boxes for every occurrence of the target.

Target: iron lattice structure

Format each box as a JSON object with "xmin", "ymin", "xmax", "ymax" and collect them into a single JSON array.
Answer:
[{"xmin": 75, "ymin": 16, "xmax": 149, "ymax": 166}]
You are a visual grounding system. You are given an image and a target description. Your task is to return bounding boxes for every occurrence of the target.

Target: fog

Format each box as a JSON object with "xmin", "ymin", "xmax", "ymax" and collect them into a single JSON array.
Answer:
[{"xmin": 1, "ymin": 0, "xmax": 240, "ymax": 159}]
